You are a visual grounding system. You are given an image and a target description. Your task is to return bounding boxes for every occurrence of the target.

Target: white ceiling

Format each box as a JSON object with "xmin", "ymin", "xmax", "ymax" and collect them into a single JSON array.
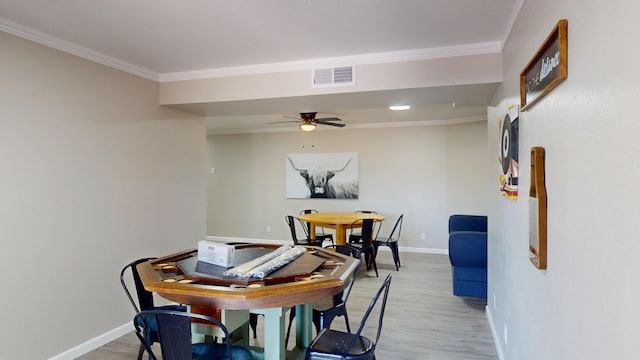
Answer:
[{"xmin": 0, "ymin": 0, "xmax": 523, "ymax": 134}]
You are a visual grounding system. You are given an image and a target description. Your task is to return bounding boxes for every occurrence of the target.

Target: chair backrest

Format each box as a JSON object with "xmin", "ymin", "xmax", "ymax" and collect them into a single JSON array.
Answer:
[
  {"xmin": 121, "ymin": 257, "xmax": 157, "ymax": 313},
  {"xmin": 299, "ymin": 209, "xmax": 318, "ymax": 234},
  {"xmin": 448, "ymin": 214, "xmax": 487, "ymax": 233},
  {"xmin": 345, "ymin": 273, "xmax": 392, "ymax": 354},
  {"xmin": 134, "ymin": 310, "xmax": 232, "ymax": 360},
  {"xmin": 350, "ymin": 218, "xmax": 379, "ymax": 249},
  {"xmin": 285, "ymin": 215, "xmax": 299, "ymax": 243},
  {"xmin": 327, "ymin": 243, "xmax": 362, "ymax": 259},
  {"xmin": 361, "ymin": 219, "xmax": 374, "ymax": 249},
  {"xmin": 383, "ymin": 214, "xmax": 404, "ymax": 243},
  {"xmin": 284, "ymin": 215, "xmax": 298, "ymax": 245},
  {"xmin": 286, "ymin": 215, "xmax": 311, "ymax": 245}
]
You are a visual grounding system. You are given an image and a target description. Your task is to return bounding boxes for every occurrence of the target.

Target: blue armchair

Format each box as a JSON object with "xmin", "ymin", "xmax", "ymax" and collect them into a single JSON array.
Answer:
[{"xmin": 448, "ymin": 215, "xmax": 487, "ymax": 298}]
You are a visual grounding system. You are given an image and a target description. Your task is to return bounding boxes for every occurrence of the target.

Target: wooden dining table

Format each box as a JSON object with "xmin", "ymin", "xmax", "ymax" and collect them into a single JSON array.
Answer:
[
  {"xmin": 137, "ymin": 244, "xmax": 359, "ymax": 360},
  {"xmin": 297, "ymin": 211, "xmax": 385, "ymax": 245}
]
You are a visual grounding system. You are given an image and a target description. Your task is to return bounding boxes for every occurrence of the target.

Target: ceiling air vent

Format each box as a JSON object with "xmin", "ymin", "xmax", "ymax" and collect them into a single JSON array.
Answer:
[{"xmin": 312, "ymin": 66, "xmax": 354, "ymax": 88}]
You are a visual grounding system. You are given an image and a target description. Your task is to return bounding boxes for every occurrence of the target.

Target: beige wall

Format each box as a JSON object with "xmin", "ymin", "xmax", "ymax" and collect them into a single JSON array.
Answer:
[
  {"xmin": 488, "ymin": 1, "xmax": 640, "ymax": 359},
  {"xmin": 206, "ymin": 120, "xmax": 489, "ymax": 251},
  {"xmin": 0, "ymin": 32, "xmax": 206, "ymax": 359}
]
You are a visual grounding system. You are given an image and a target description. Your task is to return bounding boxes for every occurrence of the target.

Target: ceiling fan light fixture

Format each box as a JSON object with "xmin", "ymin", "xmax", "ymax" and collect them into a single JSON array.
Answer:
[
  {"xmin": 389, "ymin": 105, "xmax": 411, "ymax": 111},
  {"xmin": 300, "ymin": 122, "xmax": 316, "ymax": 131}
]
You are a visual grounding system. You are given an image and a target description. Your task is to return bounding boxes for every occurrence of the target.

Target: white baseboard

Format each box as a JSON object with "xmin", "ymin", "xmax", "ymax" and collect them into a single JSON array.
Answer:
[
  {"xmin": 486, "ymin": 306, "xmax": 505, "ymax": 360},
  {"xmin": 401, "ymin": 246, "xmax": 448, "ymax": 255},
  {"xmin": 48, "ymin": 322, "xmax": 132, "ymax": 360}
]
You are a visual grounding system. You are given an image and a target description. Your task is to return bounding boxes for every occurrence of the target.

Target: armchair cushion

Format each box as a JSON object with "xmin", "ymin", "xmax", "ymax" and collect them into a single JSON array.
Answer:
[
  {"xmin": 449, "ymin": 214, "xmax": 487, "ymax": 233},
  {"xmin": 448, "ymin": 215, "xmax": 488, "ymax": 299}
]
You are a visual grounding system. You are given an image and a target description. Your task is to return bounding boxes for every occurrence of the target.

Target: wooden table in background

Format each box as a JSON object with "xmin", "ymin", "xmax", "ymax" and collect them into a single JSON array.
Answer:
[
  {"xmin": 137, "ymin": 244, "xmax": 360, "ymax": 360},
  {"xmin": 297, "ymin": 211, "xmax": 385, "ymax": 245}
]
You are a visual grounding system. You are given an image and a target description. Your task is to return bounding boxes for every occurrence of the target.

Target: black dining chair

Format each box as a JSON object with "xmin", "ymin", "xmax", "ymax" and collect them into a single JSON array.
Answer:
[
  {"xmin": 133, "ymin": 310, "xmax": 253, "ymax": 360},
  {"xmin": 305, "ymin": 274, "xmax": 393, "ymax": 360},
  {"xmin": 348, "ymin": 210, "xmax": 378, "ymax": 244},
  {"xmin": 348, "ymin": 218, "xmax": 379, "ymax": 277},
  {"xmin": 284, "ymin": 244, "xmax": 362, "ymax": 346},
  {"xmin": 373, "ymin": 213, "xmax": 404, "ymax": 271},
  {"xmin": 121, "ymin": 258, "xmax": 187, "ymax": 360},
  {"xmin": 285, "ymin": 215, "xmax": 324, "ymax": 247},
  {"xmin": 300, "ymin": 209, "xmax": 334, "ymax": 246}
]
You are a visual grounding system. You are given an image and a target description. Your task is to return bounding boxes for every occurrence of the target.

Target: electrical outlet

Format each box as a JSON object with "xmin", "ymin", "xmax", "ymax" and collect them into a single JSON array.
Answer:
[
  {"xmin": 420, "ymin": 232, "xmax": 425, "ymax": 240},
  {"xmin": 266, "ymin": 225, "xmax": 271, "ymax": 232}
]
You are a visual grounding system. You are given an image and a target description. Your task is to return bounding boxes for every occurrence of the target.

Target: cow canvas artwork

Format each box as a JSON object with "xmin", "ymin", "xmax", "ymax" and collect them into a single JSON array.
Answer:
[{"xmin": 286, "ymin": 152, "xmax": 359, "ymax": 199}]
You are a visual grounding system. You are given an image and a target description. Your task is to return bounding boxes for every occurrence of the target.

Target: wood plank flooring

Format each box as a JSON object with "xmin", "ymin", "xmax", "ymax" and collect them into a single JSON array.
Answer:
[{"xmin": 78, "ymin": 252, "xmax": 497, "ymax": 360}]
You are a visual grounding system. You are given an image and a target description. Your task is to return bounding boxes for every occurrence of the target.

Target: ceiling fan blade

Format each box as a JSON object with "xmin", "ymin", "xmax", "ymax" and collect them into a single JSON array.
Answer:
[
  {"xmin": 267, "ymin": 120, "xmax": 300, "ymax": 124},
  {"xmin": 316, "ymin": 117, "xmax": 342, "ymax": 122},
  {"xmin": 317, "ymin": 121, "xmax": 346, "ymax": 127},
  {"xmin": 270, "ymin": 113, "xmax": 345, "ymax": 129}
]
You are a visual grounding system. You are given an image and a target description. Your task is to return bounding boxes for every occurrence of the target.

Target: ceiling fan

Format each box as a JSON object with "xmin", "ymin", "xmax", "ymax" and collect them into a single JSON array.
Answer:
[{"xmin": 268, "ymin": 112, "xmax": 345, "ymax": 131}]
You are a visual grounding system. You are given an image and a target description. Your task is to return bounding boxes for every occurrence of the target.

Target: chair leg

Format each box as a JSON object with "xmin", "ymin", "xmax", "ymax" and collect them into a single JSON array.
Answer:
[
  {"xmin": 249, "ymin": 313, "xmax": 258, "ymax": 338},
  {"xmin": 372, "ymin": 256, "xmax": 378, "ymax": 277},
  {"xmin": 284, "ymin": 307, "xmax": 296, "ymax": 348},
  {"xmin": 364, "ymin": 252, "xmax": 371, "ymax": 270},
  {"xmin": 141, "ymin": 330, "xmax": 153, "ymax": 360},
  {"xmin": 390, "ymin": 243, "xmax": 400, "ymax": 270},
  {"xmin": 312, "ymin": 312, "xmax": 321, "ymax": 334},
  {"xmin": 369, "ymin": 249, "xmax": 378, "ymax": 277},
  {"xmin": 319, "ymin": 313, "xmax": 338, "ymax": 331},
  {"xmin": 343, "ymin": 312, "xmax": 351, "ymax": 333},
  {"xmin": 137, "ymin": 343, "xmax": 145, "ymax": 360}
]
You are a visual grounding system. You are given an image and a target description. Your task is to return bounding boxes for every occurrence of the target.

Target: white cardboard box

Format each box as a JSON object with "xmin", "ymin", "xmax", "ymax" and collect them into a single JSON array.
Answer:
[{"xmin": 197, "ymin": 240, "xmax": 235, "ymax": 267}]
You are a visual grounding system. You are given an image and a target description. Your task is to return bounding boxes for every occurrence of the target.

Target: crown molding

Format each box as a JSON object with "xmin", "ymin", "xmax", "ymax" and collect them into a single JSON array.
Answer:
[
  {"xmin": 349, "ymin": 115, "xmax": 487, "ymax": 129},
  {"xmin": 0, "ymin": 17, "xmax": 158, "ymax": 81},
  {"xmin": 1, "ymin": 15, "xmax": 502, "ymax": 84},
  {"xmin": 500, "ymin": 0, "xmax": 526, "ymax": 50}
]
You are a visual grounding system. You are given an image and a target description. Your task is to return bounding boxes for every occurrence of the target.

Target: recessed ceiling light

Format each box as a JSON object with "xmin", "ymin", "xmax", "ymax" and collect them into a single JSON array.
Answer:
[{"xmin": 389, "ymin": 105, "xmax": 411, "ymax": 111}]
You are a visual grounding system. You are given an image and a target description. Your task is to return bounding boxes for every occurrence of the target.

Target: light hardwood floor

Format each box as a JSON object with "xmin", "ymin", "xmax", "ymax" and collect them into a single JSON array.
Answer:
[{"xmin": 79, "ymin": 251, "xmax": 497, "ymax": 360}]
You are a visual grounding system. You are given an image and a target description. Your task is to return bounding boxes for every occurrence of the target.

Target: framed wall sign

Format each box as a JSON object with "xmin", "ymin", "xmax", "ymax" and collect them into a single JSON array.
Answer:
[{"xmin": 520, "ymin": 19, "xmax": 568, "ymax": 111}]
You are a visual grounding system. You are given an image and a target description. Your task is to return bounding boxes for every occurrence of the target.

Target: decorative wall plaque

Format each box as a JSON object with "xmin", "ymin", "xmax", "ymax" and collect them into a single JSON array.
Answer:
[
  {"xmin": 520, "ymin": 19, "xmax": 568, "ymax": 111},
  {"xmin": 529, "ymin": 147, "xmax": 547, "ymax": 269}
]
